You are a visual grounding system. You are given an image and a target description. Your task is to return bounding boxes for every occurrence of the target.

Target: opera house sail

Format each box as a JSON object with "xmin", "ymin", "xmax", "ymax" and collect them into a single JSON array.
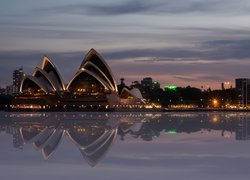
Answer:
[{"xmin": 11, "ymin": 49, "xmax": 120, "ymax": 110}]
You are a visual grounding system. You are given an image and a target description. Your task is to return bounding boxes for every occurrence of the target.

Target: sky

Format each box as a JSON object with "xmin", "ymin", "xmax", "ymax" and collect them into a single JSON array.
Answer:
[{"xmin": 1, "ymin": 0, "xmax": 250, "ymax": 89}]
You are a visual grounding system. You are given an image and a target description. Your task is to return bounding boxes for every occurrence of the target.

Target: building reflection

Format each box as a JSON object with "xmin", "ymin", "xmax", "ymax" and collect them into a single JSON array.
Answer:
[
  {"xmin": 235, "ymin": 116, "xmax": 250, "ymax": 140},
  {"xmin": 1, "ymin": 112, "xmax": 250, "ymax": 166},
  {"xmin": 0, "ymin": 113, "xmax": 160, "ymax": 166}
]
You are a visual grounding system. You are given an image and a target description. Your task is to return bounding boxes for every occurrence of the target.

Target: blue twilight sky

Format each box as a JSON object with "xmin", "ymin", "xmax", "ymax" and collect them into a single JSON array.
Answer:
[{"xmin": 1, "ymin": 0, "xmax": 250, "ymax": 89}]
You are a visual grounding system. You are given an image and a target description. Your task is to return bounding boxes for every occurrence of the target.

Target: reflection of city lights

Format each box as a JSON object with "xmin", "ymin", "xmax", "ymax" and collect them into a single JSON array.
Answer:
[
  {"xmin": 169, "ymin": 105, "xmax": 198, "ymax": 109},
  {"xmin": 211, "ymin": 115, "xmax": 220, "ymax": 123},
  {"xmin": 212, "ymin": 117, "xmax": 218, "ymax": 123},
  {"xmin": 223, "ymin": 132, "xmax": 232, "ymax": 138},
  {"xmin": 164, "ymin": 129, "xmax": 177, "ymax": 134}
]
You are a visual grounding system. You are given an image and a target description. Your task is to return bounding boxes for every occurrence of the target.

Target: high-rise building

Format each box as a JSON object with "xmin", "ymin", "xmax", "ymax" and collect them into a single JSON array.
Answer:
[
  {"xmin": 141, "ymin": 77, "xmax": 153, "ymax": 88},
  {"xmin": 235, "ymin": 78, "xmax": 250, "ymax": 106},
  {"xmin": 5, "ymin": 85, "xmax": 14, "ymax": 95},
  {"xmin": 141, "ymin": 77, "xmax": 160, "ymax": 90},
  {"xmin": 13, "ymin": 67, "xmax": 24, "ymax": 94}
]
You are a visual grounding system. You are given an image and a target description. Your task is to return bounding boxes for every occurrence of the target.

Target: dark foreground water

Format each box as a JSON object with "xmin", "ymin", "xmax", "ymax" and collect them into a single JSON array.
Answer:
[{"xmin": 1, "ymin": 111, "xmax": 250, "ymax": 180}]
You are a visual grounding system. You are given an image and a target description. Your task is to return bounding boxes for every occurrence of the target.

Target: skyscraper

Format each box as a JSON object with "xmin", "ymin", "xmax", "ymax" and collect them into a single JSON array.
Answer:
[
  {"xmin": 13, "ymin": 67, "xmax": 24, "ymax": 94},
  {"xmin": 235, "ymin": 78, "xmax": 250, "ymax": 106},
  {"xmin": 141, "ymin": 77, "xmax": 153, "ymax": 88}
]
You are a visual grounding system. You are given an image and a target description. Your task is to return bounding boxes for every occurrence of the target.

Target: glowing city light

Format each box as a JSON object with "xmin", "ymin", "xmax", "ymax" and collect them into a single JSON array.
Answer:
[
  {"xmin": 212, "ymin": 99, "xmax": 219, "ymax": 108},
  {"xmin": 164, "ymin": 86, "xmax": 177, "ymax": 91}
]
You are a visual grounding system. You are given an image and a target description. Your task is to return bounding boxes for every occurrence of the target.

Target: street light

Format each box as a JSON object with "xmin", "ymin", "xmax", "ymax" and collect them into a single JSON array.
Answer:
[{"xmin": 212, "ymin": 99, "xmax": 219, "ymax": 108}]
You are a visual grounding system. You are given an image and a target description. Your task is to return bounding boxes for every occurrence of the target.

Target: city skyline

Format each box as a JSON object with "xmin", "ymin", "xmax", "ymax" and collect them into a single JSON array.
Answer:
[{"xmin": 1, "ymin": 0, "xmax": 250, "ymax": 89}]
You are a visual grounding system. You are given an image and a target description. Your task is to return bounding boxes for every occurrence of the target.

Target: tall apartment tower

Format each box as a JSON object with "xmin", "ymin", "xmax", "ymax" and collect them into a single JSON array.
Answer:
[
  {"xmin": 13, "ymin": 67, "xmax": 24, "ymax": 95},
  {"xmin": 235, "ymin": 78, "xmax": 250, "ymax": 106}
]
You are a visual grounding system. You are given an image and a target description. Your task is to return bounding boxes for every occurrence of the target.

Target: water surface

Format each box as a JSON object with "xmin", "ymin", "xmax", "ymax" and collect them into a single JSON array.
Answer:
[{"xmin": 1, "ymin": 111, "xmax": 250, "ymax": 180}]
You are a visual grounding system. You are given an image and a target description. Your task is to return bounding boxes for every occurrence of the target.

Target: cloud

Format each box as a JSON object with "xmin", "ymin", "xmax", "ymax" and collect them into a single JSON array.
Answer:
[
  {"xmin": 0, "ymin": 26, "xmax": 93, "ymax": 40},
  {"xmin": 103, "ymin": 39, "xmax": 250, "ymax": 61},
  {"xmin": 31, "ymin": 1, "xmax": 159, "ymax": 16},
  {"xmin": 33, "ymin": 1, "xmax": 154, "ymax": 16},
  {"xmin": 198, "ymin": 75, "xmax": 226, "ymax": 81},
  {"xmin": 1, "ymin": 38, "xmax": 250, "ymax": 88},
  {"xmin": 173, "ymin": 76, "xmax": 199, "ymax": 82},
  {"xmin": 34, "ymin": 0, "xmax": 250, "ymax": 16},
  {"xmin": 103, "ymin": 48, "xmax": 200, "ymax": 60},
  {"xmin": 172, "ymin": 75, "xmax": 225, "ymax": 82},
  {"xmin": 202, "ymin": 39, "xmax": 250, "ymax": 60},
  {"xmin": 82, "ymin": 1, "xmax": 160, "ymax": 15},
  {"xmin": 204, "ymin": 39, "xmax": 250, "ymax": 49}
]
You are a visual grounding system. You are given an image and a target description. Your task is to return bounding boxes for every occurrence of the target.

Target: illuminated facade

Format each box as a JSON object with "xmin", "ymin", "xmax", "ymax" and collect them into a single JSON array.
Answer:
[{"xmin": 11, "ymin": 49, "xmax": 120, "ymax": 110}]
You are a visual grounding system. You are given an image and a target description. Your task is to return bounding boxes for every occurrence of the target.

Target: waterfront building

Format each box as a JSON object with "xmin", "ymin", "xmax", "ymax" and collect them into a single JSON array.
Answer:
[
  {"xmin": 10, "ymin": 49, "xmax": 157, "ymax": 111},
  {"xmin": 6, "ymin": 85, "xmax": 14, "ymax": 95},
  {"xmin": 140, "ymin": 77, "xmax": 161, "ymax": 100},
  {"xmin": 235, "ymin": 78, "xmax": 250, "ymax": 106},
  {"xmin": 0, "ymin": 87, "xmax": 5, "ymax": 95},
  {"xmin": 141, "ymin": 77, "xmax": 153, "ymax": 89},
  {"xmin": 9, "ymin": 49, "xmax": 158, "ymax": 111},
  {"xmin": 13, "ymin": 67, "xmax": 24, "ymax": 95},
  {"xmin": 11, "ymin": 49, "xmax": 120, "ymax": 110}
]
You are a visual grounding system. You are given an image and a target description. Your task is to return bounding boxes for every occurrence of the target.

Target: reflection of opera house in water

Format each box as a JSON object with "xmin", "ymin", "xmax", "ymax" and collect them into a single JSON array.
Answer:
[
  {"xmin": 2, "ymin": 112, "xmax": 250, "ymax": 166},
  {"xmin": 0, "ymin": 113, "xmax": 161, "ymax": 166},
  {"xmin": 10, "ymin": 49, "xmax": 158, "ymax": 111}
]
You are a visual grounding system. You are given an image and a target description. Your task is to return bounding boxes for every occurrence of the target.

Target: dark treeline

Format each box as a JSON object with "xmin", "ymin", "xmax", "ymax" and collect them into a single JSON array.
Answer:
[
  {"xmin": 141, "ymin": 86, "xmax": 238, "ymax": 107},
  {"xmin": 117, "ymin": 79, "xmax": 238, "ymax": 107}
]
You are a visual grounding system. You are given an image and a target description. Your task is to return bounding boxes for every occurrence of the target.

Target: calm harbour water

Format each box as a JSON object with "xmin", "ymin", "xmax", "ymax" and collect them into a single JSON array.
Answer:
[{"xmin": 1, "ymin": 111, "xmax": 250, "ymax": 180}]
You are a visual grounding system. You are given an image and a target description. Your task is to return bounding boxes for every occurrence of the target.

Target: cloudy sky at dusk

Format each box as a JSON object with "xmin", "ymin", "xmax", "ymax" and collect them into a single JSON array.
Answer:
[{"xmin": 1, "ymin": 0, "xmax": 250, "ymax": 89}]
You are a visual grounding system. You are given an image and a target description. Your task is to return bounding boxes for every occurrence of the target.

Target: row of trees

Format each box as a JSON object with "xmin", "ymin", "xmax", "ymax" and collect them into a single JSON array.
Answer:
[{"xmin": 141, "ymin": 86, "xmax": 238, "ymax": 107}]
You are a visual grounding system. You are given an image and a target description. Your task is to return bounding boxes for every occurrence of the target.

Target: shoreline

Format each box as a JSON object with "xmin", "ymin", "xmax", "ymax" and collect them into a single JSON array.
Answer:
[{"xmin": 3, "ymin": 108, "xmax": 250, "ymax": 112}]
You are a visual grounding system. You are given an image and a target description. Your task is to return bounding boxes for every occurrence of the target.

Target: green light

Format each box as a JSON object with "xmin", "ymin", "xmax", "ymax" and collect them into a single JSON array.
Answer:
[
  {"xmin": 153, "ymin": 81, "xmax": 159, "ymax": 84},
  {"xmin": 164, "ymin": 86, "xmax": 177, "ymax": 91},
  {"xmin": 164, "ymin": 129, "xmax": 177, "ymax": 134}
]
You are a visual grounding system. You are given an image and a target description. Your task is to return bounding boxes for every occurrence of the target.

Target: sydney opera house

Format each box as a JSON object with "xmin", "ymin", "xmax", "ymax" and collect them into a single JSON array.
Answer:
[{"xmin": 10, "ymin": 49, "xmax": 156, "ymax": 111}]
